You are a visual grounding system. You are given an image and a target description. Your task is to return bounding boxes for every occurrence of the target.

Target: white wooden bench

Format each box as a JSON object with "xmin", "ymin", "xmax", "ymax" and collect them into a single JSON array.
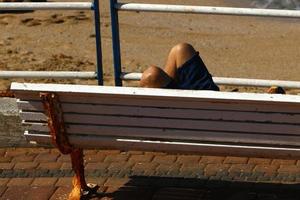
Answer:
[{"xmin": 11, "ymin": 82, "xmax": 300, "ymax": 199}]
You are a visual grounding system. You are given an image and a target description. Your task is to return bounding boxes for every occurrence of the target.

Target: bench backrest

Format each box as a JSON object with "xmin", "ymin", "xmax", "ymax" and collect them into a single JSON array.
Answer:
[{"xmin": 11, "ymin": 82, "xmax": 300, "ymax": 158}]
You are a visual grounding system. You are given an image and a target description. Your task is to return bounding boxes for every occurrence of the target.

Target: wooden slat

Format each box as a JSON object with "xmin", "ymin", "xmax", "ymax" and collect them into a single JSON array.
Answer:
[
  {"xmin": 19, "ymin": 112, "xmax": 300, "ymax": 135},
  {"xmin": 11, "ymin": 83, "xmax": 300, "ymax": 104},
  {"xmin": 17, "ymin": 100, "xmax": 43, "ymax": 111},
  {"xmin": 25, "ymin": 123, "xmax": 300, "ymax": 147},
  {"xmin": 24, "ymin": 131, "xmax": 51, "ymax": 144},
  {"xmin": 14, "ymin": 91, "xmax": 300, "ymax": 114},
  {"xmin": 18, "ymin": 101, "xmax": 300, "ymax": 124},
  {"xmin": 20, "ymin": 111, "xmax": 47, "ymax": 122},
  {"xmin": 24, "ymin": 132, "xmax": 300, "ymax": 159}
]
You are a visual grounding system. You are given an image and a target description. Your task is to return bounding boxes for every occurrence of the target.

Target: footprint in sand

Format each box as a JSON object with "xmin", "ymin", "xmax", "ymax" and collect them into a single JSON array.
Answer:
[
  {"xmin": 47, "ymin": 14, "xmax": 65, "ymax": 24},
  {"xmin": 20, "ymin": 18, "xmax": 42, "ymax": 27},
  {"xmin": 67, "ymin": 11, "xmax": 90, "ymax": 22}
]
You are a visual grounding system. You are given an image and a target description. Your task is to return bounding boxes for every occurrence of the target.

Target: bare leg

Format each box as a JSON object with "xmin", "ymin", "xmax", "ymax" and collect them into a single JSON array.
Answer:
[
  {"xmin": 164, "ymin": 43, "xmax": 197, "ymax": 80},
  {"xmin": 140, "ymin": 43, "xmax": 197, "ymax": 88}
]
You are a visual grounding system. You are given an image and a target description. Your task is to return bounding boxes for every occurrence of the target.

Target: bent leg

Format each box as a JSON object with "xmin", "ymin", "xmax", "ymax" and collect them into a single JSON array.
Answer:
[
  {"xmin": 139, "ymin": 65, "xmax": 172, "ymax": 88},
  {"xmin": 140, "ymin": 43, "xmax": 197, "ymax": 88},
  {"xmin": 164, "ymin": 43, "xmax": 197, "ymax": 80}
]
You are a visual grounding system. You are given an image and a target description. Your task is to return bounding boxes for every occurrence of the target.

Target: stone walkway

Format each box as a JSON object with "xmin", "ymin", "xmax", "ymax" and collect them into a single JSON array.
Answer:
[{"xmin": 0, "ymin": 147, "xmax": 300, "ymax": 199}]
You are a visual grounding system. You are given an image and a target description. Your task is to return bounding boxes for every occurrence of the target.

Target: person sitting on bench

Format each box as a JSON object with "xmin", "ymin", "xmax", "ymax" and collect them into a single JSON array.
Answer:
[{"xmin": 140, "ymin": 43, "xmax": 219, "ymax": 91}]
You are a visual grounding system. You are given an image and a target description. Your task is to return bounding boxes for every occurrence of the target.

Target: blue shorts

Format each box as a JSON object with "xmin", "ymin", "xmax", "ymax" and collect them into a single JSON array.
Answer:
[{"xmin": 165, "ymin": 52, "xmax": 219, "ymax": 91}]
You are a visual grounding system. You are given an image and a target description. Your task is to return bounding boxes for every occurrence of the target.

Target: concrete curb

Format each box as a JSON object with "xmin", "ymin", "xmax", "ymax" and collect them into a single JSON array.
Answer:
[{"xmin": 0, "ymin": 97, "xmax": 35, "ymax": 147}]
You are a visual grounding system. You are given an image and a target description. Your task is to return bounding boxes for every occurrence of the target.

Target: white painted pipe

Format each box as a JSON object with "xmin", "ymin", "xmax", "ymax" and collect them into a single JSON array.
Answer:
[
  {"xmin": 121, "ymin": 72, "xmax": 300, "ymax": 88},
  {"xmin": 116, "ymin": 3, "xmax": 300, "ymax": 18},
  {"xmin": 0, "ymin": 71, "xmax": 96, "ymax": 79},
  {"xmin": 0, "ymin": 2, "xmax": 93, "ymax": 10}
]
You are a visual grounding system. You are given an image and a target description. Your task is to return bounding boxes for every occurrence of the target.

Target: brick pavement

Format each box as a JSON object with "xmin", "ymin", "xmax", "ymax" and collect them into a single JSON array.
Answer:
[{"xmin": 0, "ymin": 147, "xmax": 300, "ymax": 199}]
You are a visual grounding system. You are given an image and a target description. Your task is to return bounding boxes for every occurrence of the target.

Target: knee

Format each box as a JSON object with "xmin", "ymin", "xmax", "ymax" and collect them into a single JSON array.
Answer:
[
  {"xmin": 171, "ymin": 43, "xmax": 195, "ymax": 55},
  {"xmin": 140, "ymin": 66, "xmax": 170, "ymax": 88}
]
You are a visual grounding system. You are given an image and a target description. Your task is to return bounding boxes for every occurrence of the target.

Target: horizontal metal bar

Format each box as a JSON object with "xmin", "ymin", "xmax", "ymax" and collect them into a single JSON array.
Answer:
[
  {"xmin": 0, "ymin": 71, "xmax": 96, "ymax": 79},
  {"xmin": 0, "ymin": 2, "xmax": 93, "ymax": 10},
  {"xmin": 116, "ymin": 3, "xmax": 300, "ymax": 18},
  {"xmin": 121, "ymin": 72, "xmax": 300, "ymax": 89}
]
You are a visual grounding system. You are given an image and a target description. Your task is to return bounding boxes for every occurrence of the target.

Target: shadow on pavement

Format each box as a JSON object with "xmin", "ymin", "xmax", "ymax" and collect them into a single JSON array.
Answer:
[{"xmin": 86, "ymin": 176, "xmax": 300, "ymax": 200}]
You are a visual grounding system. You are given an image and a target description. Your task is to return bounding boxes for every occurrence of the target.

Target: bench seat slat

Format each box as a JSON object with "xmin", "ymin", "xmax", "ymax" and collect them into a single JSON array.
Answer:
[
  {"xmin": 24, "ymin": 132, "xmax": 300, "ymax": 159},
  {"xmin": 18, "ymin": 101, "xmax": 300, "ymax": 124},
  {"xmin": 25, "ymin": 123, "xmax": 300, "ymax": 147},
  {"xmin": 15, "ymin": 92, "xmax": 300, "ymax": 114},
  {"xmin": 12, "ymin": 83, "xmax": 300, "ymax": 159},
  {"xmin": 20, "ymin": 112, "xmax": 300, "ymax": 135},
  {"xmin": 11, "ymin": 83, "xmax": 300, "ymax": 104}
]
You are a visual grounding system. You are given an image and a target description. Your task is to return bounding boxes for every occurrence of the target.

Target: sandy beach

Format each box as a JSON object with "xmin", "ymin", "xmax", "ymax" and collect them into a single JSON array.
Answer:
[{"xmin": 0, "ymin": 0, "xmax": 300, "ymax": 93}]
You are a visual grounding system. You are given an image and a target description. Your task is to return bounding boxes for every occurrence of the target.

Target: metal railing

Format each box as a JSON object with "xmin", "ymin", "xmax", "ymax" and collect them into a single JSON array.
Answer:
[
  {"xmin": 0, "ymin": 2, "xmax": 103, "ymax": 85},
  {"xmin": 110, "ymin": 1, "xmax": 300, "ymax": 88},
  {"xmin": 1, "ymin": 2, "xmax": 300, "ymax": 88}
]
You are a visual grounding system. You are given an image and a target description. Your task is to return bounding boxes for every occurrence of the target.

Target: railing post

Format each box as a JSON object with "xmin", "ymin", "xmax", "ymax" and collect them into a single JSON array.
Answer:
[
  {"xmin": 110, "ymin": 0, "xmax": 122, "ymax": 86},
  {"xmin": 93, "ymin": 0, "xmax": 104, "ymax": 85}
]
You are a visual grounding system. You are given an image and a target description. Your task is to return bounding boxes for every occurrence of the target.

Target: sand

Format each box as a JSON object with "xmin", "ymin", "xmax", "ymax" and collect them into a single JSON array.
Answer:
[{"xmin": 0, "ymin": 0, "xmax": 300, "ymax": 93}]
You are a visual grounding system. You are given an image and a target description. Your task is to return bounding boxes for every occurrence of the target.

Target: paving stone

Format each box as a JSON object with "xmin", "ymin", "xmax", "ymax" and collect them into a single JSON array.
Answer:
[
  {"xmin": 38, "ymin": 162, "xmax": 62, "ymax": 170},
  {"xmin": 14, "ymin": 162, "xmax": 38, "ymax": 170},
  {"xmin": 104, "ymin": 154, "xmax": 129, "ymax": 163},
  {"xmin": 0, "ymin": 186, "xmax": 7, "ymax": 196},
  {"xmin": 85, "ymin": 154, "xmax": 106, "ymax": 162},
  {"xmin": 98, "ymin": 150, "xmax": 121, "ymax": 155},
  {"xmin": 155, "ymin": 164, "xmax": 181, "ymax": 177},
  {"xmin": 0, "ymin": 149, "xmax": 6, "ymax": 156},
  {"xmin": 26, "ymin": 186, "xmax": 56, "ymax": 200},
  {"xmin": 60, "ymin": 162, "xmax": 72, "ymax": 170},
  {"xmin": 128, "ymin": 154, "xmax": 154, "ymax": 163},
  {"xmin": 278, "ymin": 165, "xmax": 300, "ymax": 173},
  {"xmin": 1, "ymin": 186, "xmax": 31, "ymax": 199},
  {"xmin": 254, "ymin": 164, "xmax": 279, "ymax": 173},
  {"xmin": 7, "ymin": 178, "xmax": 33, "ymax": 186},
  {"xmin": 179, "ymin": 164, "xmax": 205, "ymax": 178},
  {"xmin": 181, "ymin": 163, "xmax": 205, "ymax": 170},
  {"xmin": 57, "ymin": 154, "xmax": 71, "ymax": 162},
  {"xmin": 229, "ymin": 164, "xmax": 255, "ymax": 173},
  {"xmin": 127, "ymin": 151, "xmax": 144, "ymax": 155},
  {"xmin": 0, "ymin": 162, "xmax": 14, "ymax": 170},
  {"xmin": 12, "ymin": 155, "xmax": 36, "ymax": 162},
  {"xmin": 5, "ymin": 148, "xmax": 28, "ymax": 157},
  {"xmin": 35, "ymin": 153, "xmax": 59, "ymax": 162},
  {"xmin": 200, "ymin": 156, "xmax": 225, "ymax": 164},
  {"xmin": 49, "ymin": 186, "xmax": 72, "ymax": 200},
  {"xmin": 0, "ymin": 156, "xmax": 12, "ymax": 163},
  {"xmin": 0, "ymin": 178, "xmax": 9, "ymax": 186},
  {"xmin": 31, "ymin": 177, "xmax": 58, "ymax": 186},
  {"xmin": 86, "ymin": 162, "xmax": 109, "ymax": 171},
  {"xmin": 248, "ymin": 158, "xmax": 272, "ymax": 165},
  {"xmin": 26, "ymin": 148, "xmax": 51, "ymax": 155},
  {"xmin": 204, "ymin": 164, "xmax": 231, "ymax": 177},
  {"xmin": 55, "ymin": 177, "xmax": 73, "ymax": 186},
  {"xmin": 50, "ymin": 148, "xmax": 61, "ymax": 154},
  {"xmin": 105, "ymin": 177, "xmax": 131, "ymax": 187},
  {"xmin": 271, "ymin": 159, "xmax": 297, "ymax": 165},
  {"xmin": 144, "ymin": 151, "xmax": 167, "ymax": 156},
  {"xmin": 176, "ymin": 155, "xmax": 201, "ymax": 164},
  {"xmin": 153, "ymin": 155, "xmax": 177, "ymax": 164},
  {"xmin": 223, "ymin": 156, "xmax": 248, "ymax": 164},
  {"xmin": 132, "ymin": 162, "xmax": 158, "ymax": 172},
  {"xmin": 108, "ymin": 162, "xmax": 133, "ymax": 172}
]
